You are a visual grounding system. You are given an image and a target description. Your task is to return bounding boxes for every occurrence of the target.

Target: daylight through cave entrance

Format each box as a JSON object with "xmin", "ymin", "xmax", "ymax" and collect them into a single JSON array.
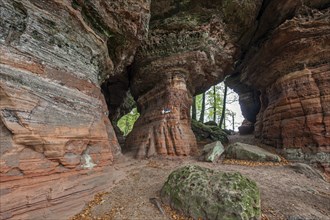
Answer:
[
  {"xmin": 191, "ymin": 82, "xmax": 244, "ymax": 132},
  {"xmin": 103, "ymin": 80, "xmax": 247, "ymax": 156},
  {"xmin": 117, "ymin": 108, "xmax": 139, "ymax": 136}
]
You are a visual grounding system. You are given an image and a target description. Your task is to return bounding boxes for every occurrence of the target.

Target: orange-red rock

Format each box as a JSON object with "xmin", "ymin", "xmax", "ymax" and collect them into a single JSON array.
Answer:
[
  {"xmin": 0, "ymin": 0, "xmax": 150, "ymax": 218},
  {"xmin": 1, "ymin": 0, "xmax": 330, "ymax": 218},
  {"xmin": 125, "ymin": 0, "xmax": 263, "ymax": 158},
  {"xmin": 126, "ymin": 75, "xmax": 197, "ymax": 158},
  {"xmin": 227, "ymin": 1, "xmax": 330, "ymax": 172}
]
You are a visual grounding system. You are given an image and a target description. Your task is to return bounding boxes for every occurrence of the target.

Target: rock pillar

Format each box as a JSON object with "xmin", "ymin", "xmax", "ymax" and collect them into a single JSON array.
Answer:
[{"xmin": 126, "ymin": 73, "xmax": 197, "ymax": 158}]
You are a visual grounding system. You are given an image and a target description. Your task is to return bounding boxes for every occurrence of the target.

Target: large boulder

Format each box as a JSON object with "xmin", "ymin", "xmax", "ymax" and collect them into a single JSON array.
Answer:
[
  {"xmin": 161, "ymin": 165, "xmax": 261, "ymax": 220},
  {"xmin": 226, "ymin": 142, "xmax": 281, "ymax": 162}
]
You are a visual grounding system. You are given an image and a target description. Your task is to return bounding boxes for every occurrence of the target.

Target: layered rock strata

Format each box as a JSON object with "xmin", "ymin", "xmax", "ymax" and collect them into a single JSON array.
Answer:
[
  {"xmin": 227, "ymin": 1, "xmax": 330, "ymax": 171},
  {"xmin": 0, "ymin": 0, "xmax": 150, "ymax": 218},
  {"xmin": 126, "ymin": 74, "xmax": 196, "ymax": 157},
  {"xmin": 126, "ymin": 0, "xmax": 262, "ymax": 158},
  {"xmin": 1, "ymin": 0, "xmax": 329, "ymax": 218}
]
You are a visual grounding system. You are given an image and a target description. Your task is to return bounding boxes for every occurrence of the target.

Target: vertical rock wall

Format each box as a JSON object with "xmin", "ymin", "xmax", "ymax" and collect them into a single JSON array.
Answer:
[
  {"xmin": 0, "ymin": 0, "xmax": 150, "ymax": 219},
  {"xmin": 0, "ymin": 0, "xmax": 113, "ymax": 182},
  {"xmin": 228, "ymin": 1, "xmax": 330, "ymax": 171}
]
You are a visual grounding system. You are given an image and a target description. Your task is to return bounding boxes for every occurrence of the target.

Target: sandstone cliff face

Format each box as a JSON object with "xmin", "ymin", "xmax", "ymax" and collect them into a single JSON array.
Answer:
[
  {"xmin": 0, "ymin": 0, "xmax": 149, "ymax": 218},
  {"xmin": 227, "ymin": 0, "xmax": 330, "ymax": 171}
]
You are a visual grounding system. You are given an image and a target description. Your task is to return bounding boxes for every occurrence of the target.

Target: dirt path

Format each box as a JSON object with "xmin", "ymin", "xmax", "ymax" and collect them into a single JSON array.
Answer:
[{"xmin": 71, "ymin": 135, "xmax": 330, "ymax": 220}]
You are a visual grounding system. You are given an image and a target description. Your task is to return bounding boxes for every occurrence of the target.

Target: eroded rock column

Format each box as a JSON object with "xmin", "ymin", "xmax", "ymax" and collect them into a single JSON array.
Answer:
[
  {"xmin": 123, "ymin": 0, "xmax": 261, "ymax": 158},
  {"xmin": 126, "ymin": 73, "xmax": 196, "ymax": 158}
]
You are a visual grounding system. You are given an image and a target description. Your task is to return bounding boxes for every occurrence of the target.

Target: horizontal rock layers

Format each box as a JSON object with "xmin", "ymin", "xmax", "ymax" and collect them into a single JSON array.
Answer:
[
  {"xmin": 1, "ymin": 0, "xmax": 330, "ymax": 218},
  {"xmin": 0, "ymin": 0, "xmax": 149, "ymax": 219},
  {"xmin": 0, "ymin": 166, "xmax": 122, "ymax": 220},
  {"xmin": 227, "ymin": 1, "xmax": 330, "ymax": 171},
  {"xmin": 125, "ymin": 0, "xmax": 262, "ymax": 158},
  {"xmin": 126, "ymin": 74, "xmax": 197, "ymax": 157}
]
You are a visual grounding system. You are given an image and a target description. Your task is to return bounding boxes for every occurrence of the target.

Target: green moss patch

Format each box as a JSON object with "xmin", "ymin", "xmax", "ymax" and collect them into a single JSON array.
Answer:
[
  {"xmin": 161, "ymin": 165, "xmax": 261, "ymax": 220},
  {"xmin": 191, "ymin": 119, "xmax": 228, "ymax": 143}
]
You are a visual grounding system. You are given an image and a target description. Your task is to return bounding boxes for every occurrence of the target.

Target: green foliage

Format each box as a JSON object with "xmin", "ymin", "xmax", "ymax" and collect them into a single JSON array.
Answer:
[
  {"xmin": 194, "ymin": 93, "xmax": 203, "ymax": 117},
  {"xmin": 193, "ymin": 82, "xmax": 225, "ymax": 124},
  {"xmin": 192, "ymin": 82, "xmax": 240, "ymax": 130},
  {"xmin": 117, "ymin": 108, "xmax": 140, "ymax": 136},
  {"xmin": 206, "ymin": 84, "xmax": 224, "ymax": 123}
]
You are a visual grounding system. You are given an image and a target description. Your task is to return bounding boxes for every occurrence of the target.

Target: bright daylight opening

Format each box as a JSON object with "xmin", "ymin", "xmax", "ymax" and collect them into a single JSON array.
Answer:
[
  {"xmin": 117, "ymin": 108, "xmax": 139, "ymax": 136},
  {"xmin": 117, "ymin": 82, "xmax": 244, "ymax": 136},
  {"xmin": 192, "ymin": 82, "xmax": 243, "ymax": 131}
]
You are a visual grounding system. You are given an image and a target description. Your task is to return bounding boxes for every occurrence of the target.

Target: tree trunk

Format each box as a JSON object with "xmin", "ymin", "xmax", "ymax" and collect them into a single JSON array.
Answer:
[
  {"xmin": 192, "ymin": 96, "xmax": 197, "ymax": 120},
  {"xmin": 199, "ymin": 93, "xmax": 206, "ymax": 123},
  {"xmin": 219, "ymin": 84, "xmax": 227, "ymax": 129},
  {"xmin": 125, "ymin": 74, "xmax": 197, "ymax": 158},
  {"xmin": 213, "ymin": 86, "xmax": 216, "ymax": 122},
  {"xmin": 232, "ymin": 113, "xmax": 235, "ymax": 131}
]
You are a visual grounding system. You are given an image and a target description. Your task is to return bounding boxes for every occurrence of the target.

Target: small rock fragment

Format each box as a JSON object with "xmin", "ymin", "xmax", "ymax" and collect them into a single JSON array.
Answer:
[{"xmin": 202, "ymin": 141, "xmax": 225, "ymax": 162}]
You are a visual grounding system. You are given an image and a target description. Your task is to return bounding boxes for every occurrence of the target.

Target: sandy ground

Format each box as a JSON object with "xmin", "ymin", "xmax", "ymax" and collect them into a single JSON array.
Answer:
[{"xmin": 71, "ymin": 135, "xmax": 330, "ymax": 220}]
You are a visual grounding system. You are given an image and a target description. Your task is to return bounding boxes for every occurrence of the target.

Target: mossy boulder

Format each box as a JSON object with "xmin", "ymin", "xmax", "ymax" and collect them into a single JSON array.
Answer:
[
  {"xmin": 191, "ymin": 120, "xmax": 228, "ymax": 144},
  {"xmin": 161, "ymin": 165, "xmax": 261, "ymax": 220}
]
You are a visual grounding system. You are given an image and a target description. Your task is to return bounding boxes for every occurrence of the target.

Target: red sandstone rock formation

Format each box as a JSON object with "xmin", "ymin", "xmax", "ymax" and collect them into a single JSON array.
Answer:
[
  {"xmin": 227, "ymin": 0, "xmax": 330, "ymax": 171},
  {"xmin": 0, "ymin": 0, "xmax": 150, "ymax": 218},
  {"xmin": 125, "ymin": 0, "xmax": 262, "ymax": 158},
  {"xmin": 126, "ymin": 74, "xmax": 197, "ymax": 157},
  {"xmin": 1, "ymin": 0, "xmax": 330, "ymax": 218}
]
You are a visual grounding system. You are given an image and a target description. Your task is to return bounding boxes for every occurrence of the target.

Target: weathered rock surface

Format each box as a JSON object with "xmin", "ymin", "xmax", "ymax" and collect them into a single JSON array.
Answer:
[
  {"xmin": 290, "ymin": 163, "xmax": 327, "ymax": 181},
  {"xmin": 238, "ymin": 119, "xmax": 255, "ymax": 135},
  {"xmin": 226, "ymin": 1, "xmax": 330, "ymax": 171},
  {"xmin": 0, "ymin": 166, "xmax": 123, "ymax": 220},
  {"xmin": 161, "ymin": 165, "xmax": 261, "ymax": 220},
  {"xmin": 226, "ymin": 142, "xmax": 282, "ymax": 162},
  {"xmin": 126, "ymin": 74, "xmax": 198, "ymax": 158},
  {"xmin": 0, "ymin": 0, "xmax": 150, "ymax": 218},
  {"xmin": 125, "ymin": 0, "xmax": 262, "ymax": 158},
  {"xmin": 202, "ymin": 141, "xmax": 225, "ymax": 162},
  {"xmin": 1, "ymin": 0, "xmax": 330, "ymax": 218}
]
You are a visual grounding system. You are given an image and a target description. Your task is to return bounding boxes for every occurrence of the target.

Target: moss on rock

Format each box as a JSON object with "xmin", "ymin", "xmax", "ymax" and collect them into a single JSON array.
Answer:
[
  {"xmin": 191, "ymin": 119, "xmax": 228, "ymax": 144},
  {"xmin": 161, "ymin": 165, "xmax": 261, "ymax": 220}
]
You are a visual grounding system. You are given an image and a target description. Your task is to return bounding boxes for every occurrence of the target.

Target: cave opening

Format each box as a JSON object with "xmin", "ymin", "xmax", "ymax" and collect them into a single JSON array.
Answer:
[
  {"xmin": 192, "ymin": 82, "xmax": 244, "ymax": 132},
  {"xmin": 101, "ymin": 77, "xmax": 248, "ymax": 157},
  {"xmin": 117, "ymin": 107, "xmax": 139, "ymax": 137}
]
